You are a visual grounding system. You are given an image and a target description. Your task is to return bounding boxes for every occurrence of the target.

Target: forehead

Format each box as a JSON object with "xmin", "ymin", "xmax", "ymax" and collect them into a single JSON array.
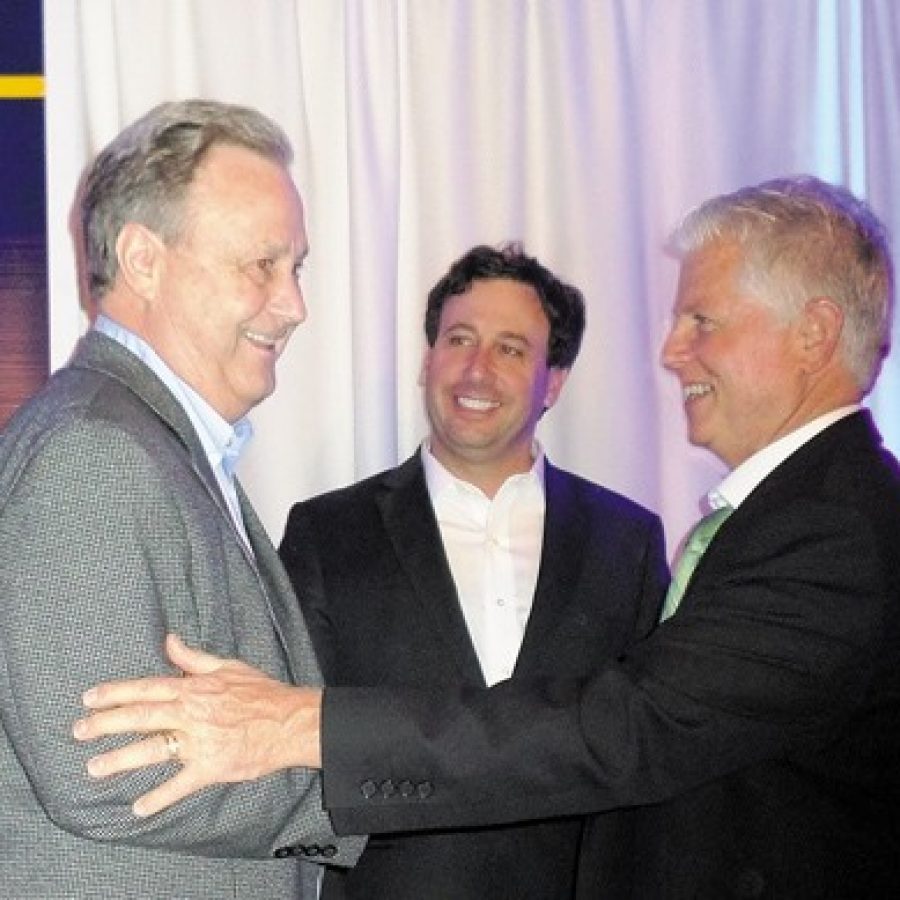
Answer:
[
  {"xmin": 675, "ymin": 240, "xmax": 745, "ymax": 306},
  {"xmin": 440, "ymin": 278, "xmax": 548, "ymax": 330},
  {"xmin": 185, "ymin": 144, "xmax": 306, "ymax": 241}
]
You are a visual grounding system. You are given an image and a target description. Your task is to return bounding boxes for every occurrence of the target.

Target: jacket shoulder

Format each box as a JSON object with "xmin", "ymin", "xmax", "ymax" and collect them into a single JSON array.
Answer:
[{"xmin": 547, "ymin": 464, "xmax": 660, "ymax": 529}]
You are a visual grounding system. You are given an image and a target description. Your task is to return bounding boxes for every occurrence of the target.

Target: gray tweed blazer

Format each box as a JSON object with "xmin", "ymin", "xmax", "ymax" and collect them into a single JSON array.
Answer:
[{"xmin": 0, "ymin": 330, "xmax": 363, "ymax": 899}]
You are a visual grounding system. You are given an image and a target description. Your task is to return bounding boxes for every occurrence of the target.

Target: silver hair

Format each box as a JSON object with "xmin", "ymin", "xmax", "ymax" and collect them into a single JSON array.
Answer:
[
  {"xmin": 669, "ymin": 175, "xmax": 894, "ymax": 393},
  {"xmin": 80, "ymin": 99, "xmax": 294, "ymax": 298}
]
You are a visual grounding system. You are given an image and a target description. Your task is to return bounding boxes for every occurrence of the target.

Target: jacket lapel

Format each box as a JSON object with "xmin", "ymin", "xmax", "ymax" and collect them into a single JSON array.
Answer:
[
  {"xmin": 73, "ymin": 331, "xmax": 299, "ymax": 672},
  {"xmin": 237, "ymin": 485, "xmax": 318, "ymax": 684},
  {"xmin": 377, "ymin": 454, "xmax": 486, "ymax": 685},
  {"xmin": 680, "ymin": 410, "xmax": 881, "ymax": 610},
  {"xmin": 514, "ymin": 462, "xmax": 589, "ymax": 676},
  {"xmin": 73, "ymin": 331, "xmax": 228, "ymax": 512}
]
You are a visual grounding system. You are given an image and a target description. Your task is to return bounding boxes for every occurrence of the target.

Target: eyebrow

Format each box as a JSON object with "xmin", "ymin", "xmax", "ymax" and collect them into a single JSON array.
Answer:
[
  {"xmin": 259, "ymin": 239, "xmax": 308, "ymax": 263},
  {"xmin": 442, "ymin": 322, "xmax": 532, "ymax": 346},
  {"xmin": 496, "ymin": 331, "xmax": 531, "ymax": 346}
]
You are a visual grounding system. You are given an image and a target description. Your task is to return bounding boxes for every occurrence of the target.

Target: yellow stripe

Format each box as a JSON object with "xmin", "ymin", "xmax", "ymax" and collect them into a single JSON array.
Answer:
[{"xmin": 0, "ymin": 75, "xmax": 45, "ymax": 99}]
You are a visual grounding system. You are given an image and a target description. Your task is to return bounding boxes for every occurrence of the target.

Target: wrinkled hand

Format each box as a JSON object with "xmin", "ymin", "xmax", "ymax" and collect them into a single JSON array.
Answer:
[{"xmin": 73, "ymin": 634, "xmax": 323, "ymax": 817}]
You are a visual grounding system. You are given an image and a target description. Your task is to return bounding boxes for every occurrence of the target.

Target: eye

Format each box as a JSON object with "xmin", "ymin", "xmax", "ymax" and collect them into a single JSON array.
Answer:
[
  {"xmin": 291, "ymin": 261, "xmax": 304, "ymax": 284},
  {"xmin": 692, "ymin": 313, "xmax": 715, "ymax": 332},
  {"xmin": 446, "ymin": 333, "xmax": 473, "ymax": 347},
  {"xmin": 255, "ymin": 257, "xmax": 276, "ymax": 278},
  {"xmin": 499, "ymin": 342, "xmax": 525, "ymax": 358},
  {"xmin": 241, "ymin": 257, "xmax": 277, "ymax": 286}
]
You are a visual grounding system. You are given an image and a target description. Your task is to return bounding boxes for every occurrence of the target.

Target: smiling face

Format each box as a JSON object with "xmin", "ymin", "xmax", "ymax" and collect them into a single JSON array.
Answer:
[
  {"xmin": 661, "ymin": 240, "xmax": 818, "ymax": 469},
  {"xmin": 139, "ymin": 144, "xmax": 308, "ymax": 422},
  {"xmin": 422, "ymin": 278, "xmax": 568, "ymax": 494}
]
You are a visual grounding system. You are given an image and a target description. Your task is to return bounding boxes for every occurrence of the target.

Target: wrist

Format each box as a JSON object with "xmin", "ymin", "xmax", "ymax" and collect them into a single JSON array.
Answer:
[{"xmin": 287, "ymin": 686, "xmax": 323, "ymax": 769}]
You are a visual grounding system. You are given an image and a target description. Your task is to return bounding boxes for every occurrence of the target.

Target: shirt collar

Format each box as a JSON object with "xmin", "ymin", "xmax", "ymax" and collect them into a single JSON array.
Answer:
[
  {"xmin": 421, "ymin": 440, "xmax": 546, "ymax": 502},
  {"xmin": 708, "ymin": 405, "xmax": 860, "ymax": 512},
  {"xmin": 93, "ymin": 314, "xmax": 253, "ymax": 478}
]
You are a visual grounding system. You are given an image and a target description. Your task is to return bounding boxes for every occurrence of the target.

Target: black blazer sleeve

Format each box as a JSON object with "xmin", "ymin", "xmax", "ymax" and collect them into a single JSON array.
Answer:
[{"xmin": 320, "ymin": 416, "xmax": 900, "ymax": 837}]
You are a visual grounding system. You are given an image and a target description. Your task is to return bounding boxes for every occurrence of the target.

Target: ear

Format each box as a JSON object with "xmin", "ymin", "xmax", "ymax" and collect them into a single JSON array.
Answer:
[
  {"xmin": 543, "ymin": 367, "xmax": 570, "ymax": 410},
  {"xmin": 796, "ymin": 297, "xmax": 844, "ymax": 372},
  {"xmin": 114, "ymin": 222, "xmax": 166, "ymax": 301}
]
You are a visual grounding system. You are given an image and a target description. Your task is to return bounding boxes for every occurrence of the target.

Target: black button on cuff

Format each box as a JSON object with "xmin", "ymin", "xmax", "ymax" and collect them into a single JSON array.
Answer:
[
  {"xmin": 380, "ymin": 779, "xmax": 397, "ymax": 798},
  {"xmin": 360, "ymin": 778, "xmax": 378, "ymax": 799},
  {"xmin": 416, "ymin": 780, "xmax": 434, "ymax": 798},
  {"xmin": 360, "ymin": 777, "xmax": 434, "ymax": 800}
]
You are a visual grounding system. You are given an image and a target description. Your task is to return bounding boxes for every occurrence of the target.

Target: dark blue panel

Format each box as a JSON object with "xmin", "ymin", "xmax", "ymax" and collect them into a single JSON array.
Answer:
[
  {"xmin": 0, "ymin": 101, "xmax": 45, "ymax": 235},
  {"xmin": 0, "ymin": 0, "xmax": 44, "ymax": 73}
]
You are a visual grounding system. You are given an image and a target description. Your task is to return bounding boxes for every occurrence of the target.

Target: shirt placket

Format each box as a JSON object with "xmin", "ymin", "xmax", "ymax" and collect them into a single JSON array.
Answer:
[{"xmin": 483, "ymin": 500, "xmax": 519, "ymax": 684}]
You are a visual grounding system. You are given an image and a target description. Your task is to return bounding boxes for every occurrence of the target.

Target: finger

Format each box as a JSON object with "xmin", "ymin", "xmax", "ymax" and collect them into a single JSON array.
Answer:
[
  {"xmin": 86, "ymin": 733, "xmax": 176, "ymax": 779},
  {"xmin": 74, "ymin": 703, "xmax": 179, "ymax": 741},
  {"xmin": 82, "ymin": 675, "xmax": 182, "ymax": 709},
  {"xmin": 166, "ymin": 633, "xmax": 226, "ymax": 675},
  {"xmin": 133, "ymin": 768, "xmax": 206, "ymax": 818}
]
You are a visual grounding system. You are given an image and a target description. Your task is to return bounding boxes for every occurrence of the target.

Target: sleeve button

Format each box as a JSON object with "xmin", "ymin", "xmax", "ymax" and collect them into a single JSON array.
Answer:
[
  {"xmin": 416, "ymin": 780, "xmax": 434, "ymax": 799},
  {"xmin": 380, "ymin": 779, "xmax": 397, "ymax": 798},
  {"xmin": 360, "ymin": 779, "xmax": 378, "ymax": 799}
]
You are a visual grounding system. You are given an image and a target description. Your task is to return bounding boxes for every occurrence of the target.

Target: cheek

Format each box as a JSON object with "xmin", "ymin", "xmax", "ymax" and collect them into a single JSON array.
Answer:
[
  {"xmin": 429, "ymin": 352, "xmax": 466, "ymax": 386},
  {"xmin": 721, "ymin": 349, "xmax": 791, "ymax": 417}
]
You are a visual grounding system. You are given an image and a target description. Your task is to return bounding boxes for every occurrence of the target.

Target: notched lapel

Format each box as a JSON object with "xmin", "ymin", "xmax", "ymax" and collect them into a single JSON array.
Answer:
[
  {"xmin": 515, "ymin": 464, "xmax": 590, "ymax": 675},
  {"xmin": 378, "ymin": 456, "xmax": 486, "ymax": 685},
  {"xmin": 234, "ymin": 484, "xmax": 306, "ymax": 678},
  {"xmin": 76, "ymin": 332, "xmax": 301, "ymax": 677},
  {"xmin": 76, "ymin": 332, "xmax": 226, "ymax": 509}
]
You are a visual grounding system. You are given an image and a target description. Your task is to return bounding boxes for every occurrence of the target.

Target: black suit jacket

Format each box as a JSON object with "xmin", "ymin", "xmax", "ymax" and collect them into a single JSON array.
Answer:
[
  {"xmin": 322, "ymin": 413, "xmax": 900, "ymax": 898},
  {"xmin": 280, "ymin": 452, "xmax": 668, "ymax": 899}
]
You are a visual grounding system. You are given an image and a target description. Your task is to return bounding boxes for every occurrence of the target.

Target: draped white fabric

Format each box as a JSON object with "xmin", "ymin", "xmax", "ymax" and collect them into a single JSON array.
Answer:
[{"xmin": 44, "ymin": 0, "xmax": 900, "ymax": 552}]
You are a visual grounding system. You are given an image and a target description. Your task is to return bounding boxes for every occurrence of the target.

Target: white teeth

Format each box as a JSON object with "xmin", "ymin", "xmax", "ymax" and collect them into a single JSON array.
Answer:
[
  {"xmin": 458, "ymin": 396, "xmax": 499, "ymax": 411},
  {"xmin": 244, "ymin": 330, "xmax": 278, "ymax": 349},
  {"xmin": 683, "ymin": 383, "xmax": 713, "ymax": 400}
]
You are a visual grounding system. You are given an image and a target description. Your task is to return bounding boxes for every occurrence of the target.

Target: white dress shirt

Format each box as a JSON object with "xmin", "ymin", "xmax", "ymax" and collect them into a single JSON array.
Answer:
[{"xmin": 422, "ymin": 443, "xmax": 546, "ymax": 686}]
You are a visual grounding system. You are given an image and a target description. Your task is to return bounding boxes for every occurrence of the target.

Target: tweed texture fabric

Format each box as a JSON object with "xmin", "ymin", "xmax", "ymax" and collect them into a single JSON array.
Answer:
[{"xmin": 0, "ymin": 331, "xmax": 363, "ymax": 898}]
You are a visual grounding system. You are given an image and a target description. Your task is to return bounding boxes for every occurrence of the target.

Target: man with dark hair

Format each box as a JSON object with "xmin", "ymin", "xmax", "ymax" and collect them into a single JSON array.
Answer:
[
  {"xmin": 78, "ymin": 176, "xmax": 900, "ymax": 897},
  {"xmin": 423, "ymin": 243, "xmax": 585, "ymax": 370},
  {"xmin": 279, "ymin": 243, "xmax": 667, "ymax": 898}
]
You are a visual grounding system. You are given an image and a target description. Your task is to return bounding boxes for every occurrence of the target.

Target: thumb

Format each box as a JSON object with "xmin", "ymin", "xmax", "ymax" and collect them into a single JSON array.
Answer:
[{"xmin": 165, "ymin": 633, "xmax": 225, "ymax": 675}]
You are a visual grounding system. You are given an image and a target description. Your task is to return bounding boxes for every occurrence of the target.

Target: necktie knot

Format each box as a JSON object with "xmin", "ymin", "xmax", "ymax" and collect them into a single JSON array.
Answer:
[{"xmin": 660, "ymin": 505, "xmax": 732, "ymax": 621}]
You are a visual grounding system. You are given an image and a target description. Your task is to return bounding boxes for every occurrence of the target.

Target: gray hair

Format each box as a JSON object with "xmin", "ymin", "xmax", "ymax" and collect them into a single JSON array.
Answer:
[
  {"xmin": 80, "ymin": 99, "xmax": 294, "ymax": 298},
  {"xmin": 669, "ymin": 175, "xmax": 894, "ymax": 392}
]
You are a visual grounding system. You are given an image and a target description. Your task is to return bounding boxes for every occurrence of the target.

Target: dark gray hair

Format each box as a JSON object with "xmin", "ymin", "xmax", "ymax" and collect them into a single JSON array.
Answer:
[
  {"xmin": 669, "ymin": 175, "xmax": 894, "ymax": 392},
  {"xmin": 80, "ymin": 99, "xmax": 294, "ymax": 298}
]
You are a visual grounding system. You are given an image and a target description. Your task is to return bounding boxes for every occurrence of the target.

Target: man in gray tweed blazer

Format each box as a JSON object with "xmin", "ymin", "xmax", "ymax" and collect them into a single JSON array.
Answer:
[{"xmin": 0, "ymin": 99, "xmax": 363, "ymax": 898}]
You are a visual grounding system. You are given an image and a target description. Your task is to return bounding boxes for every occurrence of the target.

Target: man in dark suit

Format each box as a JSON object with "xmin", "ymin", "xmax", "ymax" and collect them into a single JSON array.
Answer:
[
  {"xmin": 278, "ymin": 244, "xmax": 668, "ymax": 899},
  {"xmin": 0, "ymin": 99, "xmax": 362, "ymax": 899},
  {"xmin": 77, "ymin": 176, "xmax": 900, "ymax": 897}
]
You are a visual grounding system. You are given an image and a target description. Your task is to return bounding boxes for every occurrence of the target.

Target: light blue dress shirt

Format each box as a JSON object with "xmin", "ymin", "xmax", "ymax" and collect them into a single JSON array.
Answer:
[{"xmin": 93, "ymin": 315, "xmax": 253, "ymax": 548}]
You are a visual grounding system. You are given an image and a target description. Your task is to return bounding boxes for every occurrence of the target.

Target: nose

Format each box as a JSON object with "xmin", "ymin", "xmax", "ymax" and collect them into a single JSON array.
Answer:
[
  {"xmin": 463, "ymin": 345, "xmax": 493, "ymax": 380},
  {"xmin": 273, "ymin": 276, "xmax": 307, "ymax": 326},
  {"xmin": 660, "ymin": 319, "xmax": 690, "ymax": 372}
]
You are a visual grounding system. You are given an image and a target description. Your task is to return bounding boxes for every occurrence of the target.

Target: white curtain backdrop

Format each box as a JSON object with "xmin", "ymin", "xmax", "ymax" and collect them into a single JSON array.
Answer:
[{"xmin": 44, "ymin": 0, "xmax": 900, "ymax": 554}]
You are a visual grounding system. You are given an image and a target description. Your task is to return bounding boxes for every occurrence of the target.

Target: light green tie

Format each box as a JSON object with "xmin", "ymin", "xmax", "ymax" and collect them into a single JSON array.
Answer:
[{"xmin": 660, "ymin": 505, "xmax": 733, "ymax": 622}]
